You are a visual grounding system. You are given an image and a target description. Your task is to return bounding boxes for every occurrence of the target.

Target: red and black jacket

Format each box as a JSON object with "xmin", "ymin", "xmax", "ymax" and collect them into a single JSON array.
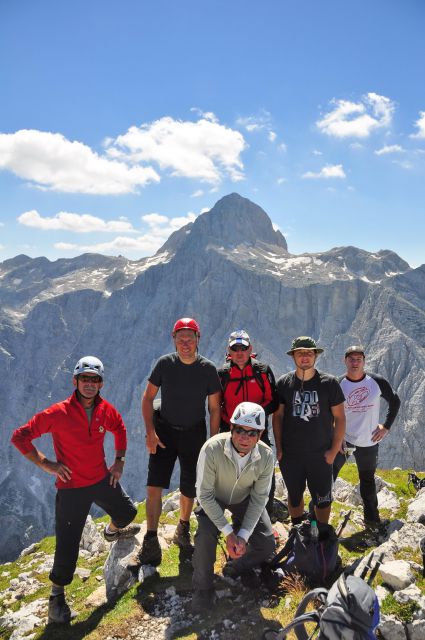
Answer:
[{"xmin": 218, "ymin": 358, "xmax": 279, "ymax": 428}]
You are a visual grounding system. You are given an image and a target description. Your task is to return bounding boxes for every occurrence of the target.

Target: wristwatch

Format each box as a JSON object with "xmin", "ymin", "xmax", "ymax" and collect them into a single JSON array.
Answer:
[{"xmin": 115, "ymin": 456, "xmax": 126, "ymax": 462}]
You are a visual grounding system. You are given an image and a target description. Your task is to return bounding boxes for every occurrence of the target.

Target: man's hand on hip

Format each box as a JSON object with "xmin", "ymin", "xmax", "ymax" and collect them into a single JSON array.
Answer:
[{"xmin": 371, "ymin": 424, "xmax": 389, "ymax": 443}]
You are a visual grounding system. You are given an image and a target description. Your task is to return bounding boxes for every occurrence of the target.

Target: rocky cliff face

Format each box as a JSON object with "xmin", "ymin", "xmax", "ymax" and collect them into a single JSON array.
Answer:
[{"xmin": 0, "ymin": 192, "xmax": 423, "ymax": 561}]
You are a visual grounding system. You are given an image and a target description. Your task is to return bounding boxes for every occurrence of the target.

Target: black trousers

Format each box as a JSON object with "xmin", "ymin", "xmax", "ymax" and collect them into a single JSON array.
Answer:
[
  {"xmin": 49, "ymin": 475, "xmax": 137, "ymax": 586},
  {"xmin": 333, "ymin": 443, "xmax": 380, "ymax": 522}
]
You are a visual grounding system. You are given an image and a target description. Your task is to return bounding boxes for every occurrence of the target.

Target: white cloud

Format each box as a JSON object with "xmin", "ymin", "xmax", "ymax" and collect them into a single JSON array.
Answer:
[
  {"xmin": 191, "ymin": 189, "xmax": 204, "ymax": 197},
  {"xmin": 142, "ymin": 213, "xmax": 169, "ymax": 226},
  {"xmin": 411, "ymin": 111, "xmax": 425, "ymax": 139},
  {"xmin": 302, "ymin": 164, "xmax": 346, "ymax": 179},
  {"xmin": 374, "ymin": 144, "xmax": 405, "ymax": 155},
  {"xmin": 54, "ymin": 211, "xmax": 198, "ymax": 257},
  {"xmin": 277, "ymin": 177, "xmax": 287, "ymax": 184},
  {"xmin": 108, "ymin": 116, "xmax": 246, "ymax": 184},
  {"xmin": 18, "ymin": 209, "xmax": 136, "ymax": 233},
  {"xmin": 272, "ymin": 222, "xmax": 280, "ymax": 231},
  {"xmin": 189, "ymin": 108, "xmax": 218, "ymax": 123},
  {"xmin": 317, "ymin": 93, "xmax": 394, "ymax": 138},
  {"xmin": 350, "ymin": 142, "xmax": 364, "ymax": 150},
  {"xmin": 278, "ymin": 142, "xmax": 287, "ymax": 152},
  {"xmin": 392, "ymin": 159, "xmax": 413, "ymax": 170},
  {"xmin": 268, "ymin": 131, "xmax": 277, "ymax": 142},
  {"xmin": 0, "ymin": 129, "xmax": 159, "ymax": 194},
  {"xmin": 312, "ymin": 149, "xmax": 323, "ymax": 156}
]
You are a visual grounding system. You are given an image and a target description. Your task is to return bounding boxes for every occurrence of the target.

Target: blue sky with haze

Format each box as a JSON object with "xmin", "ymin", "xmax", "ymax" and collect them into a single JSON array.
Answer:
[{"xmin": 1, "ymin": 0, "xmax": 424, "ymax": 266}]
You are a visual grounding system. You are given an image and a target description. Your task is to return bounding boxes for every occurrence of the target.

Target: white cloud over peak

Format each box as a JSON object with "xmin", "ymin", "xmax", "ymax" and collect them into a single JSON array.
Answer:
[
  {"xmin": 411, "ymin": 111, "xmax": 425, "ymax": 139},
  {"xmin": 317, "ymin": 93, "xmax": 394, "ymax": 138},
  {"xmin": 374, "ymin": 144, "xmax": 405, "ymax": 156},
  {"xmin": 0, "ymin": 130, "xmax": 159, "ymax": 194},
  {"xmin": 18, "ymin": 209, "xmax": 136, "ymax": 233},
  {"xmin": 302, "ymin": 164, "xmax": 346, "ymax": 179},
  {"xmin": 54, "ymin": 211, "xmax": 198, "ymax": 257},
  {"xmin": 108, "ymin": 116, "xmax": 246, "ymax": 184}
]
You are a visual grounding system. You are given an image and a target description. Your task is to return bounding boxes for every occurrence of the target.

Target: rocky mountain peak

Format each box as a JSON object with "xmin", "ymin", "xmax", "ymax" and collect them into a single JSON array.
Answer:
[{"xmin": 158, "ymin": 193, "xmax": 288, "ymax": 255}]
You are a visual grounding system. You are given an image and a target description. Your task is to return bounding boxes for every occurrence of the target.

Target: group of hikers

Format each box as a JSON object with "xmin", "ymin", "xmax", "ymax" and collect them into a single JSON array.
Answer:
[{"xmin": 10, "ymin": 317, "xmax": 400, "ymax": 623}]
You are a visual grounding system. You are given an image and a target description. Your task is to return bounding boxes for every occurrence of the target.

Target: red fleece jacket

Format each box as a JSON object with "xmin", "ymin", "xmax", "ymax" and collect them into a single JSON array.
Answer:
[{"xmin": 11, "ymin": 392, "xmax": 127, "ymax": 489}]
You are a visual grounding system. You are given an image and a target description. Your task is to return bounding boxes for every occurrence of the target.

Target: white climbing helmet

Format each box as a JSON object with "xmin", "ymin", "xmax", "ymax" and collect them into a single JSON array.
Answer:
[
  {"xmin": 73, "ymin": 356, "xmax": 104, "ymax": 379},
  {"xmin": 230, "ymin": 402, "xmax": 265, "ymax": 430}
]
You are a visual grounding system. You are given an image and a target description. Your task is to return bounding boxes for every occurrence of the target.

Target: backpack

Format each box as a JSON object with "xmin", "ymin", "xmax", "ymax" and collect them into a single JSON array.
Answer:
[
  {"xmin": 263, "ymin": 572, "xmax": 380, "ymax": 640},
  {"xmin": 264, "ymin": 521, "xmax": 340, "ymax": 587},
  {"xmin": 219, "ymin": 358, "xmax": 278, "ymax": 415}
]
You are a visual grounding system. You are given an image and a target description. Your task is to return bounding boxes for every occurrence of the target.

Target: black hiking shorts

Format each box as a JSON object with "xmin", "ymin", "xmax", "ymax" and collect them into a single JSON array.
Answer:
[
  {"xmin": 280, "ymin": 453, "xmax": 333, "ymax": 509},
  {"xmin": 147, "ymin": 415, "xmax": 206, "ymax": 498}
]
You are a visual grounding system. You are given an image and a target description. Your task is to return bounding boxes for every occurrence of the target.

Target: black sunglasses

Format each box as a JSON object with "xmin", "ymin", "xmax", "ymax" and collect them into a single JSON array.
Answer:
[
  {"xmin": 232, "ymin": 426, "xmax": 259, "ymax": 437},
  {"xmin": 229, "ymin": 345, "xmax": 249, "ymax": 352}
]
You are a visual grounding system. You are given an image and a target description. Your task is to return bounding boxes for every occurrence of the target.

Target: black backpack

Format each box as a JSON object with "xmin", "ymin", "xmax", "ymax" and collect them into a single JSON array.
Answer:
[
  {"xmin": 263, "ymin": 572, "xmax": 380, "ymax": 640},
  {"xmin": 264, "ymin": 521, "xmax": 340, "ymax": 587}
]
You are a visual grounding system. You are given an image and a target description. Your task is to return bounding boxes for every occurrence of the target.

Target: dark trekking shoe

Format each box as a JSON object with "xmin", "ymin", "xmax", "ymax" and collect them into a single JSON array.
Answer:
[
  {"xmin": 103, "ymin": 522, "xmax": 141, "ymax": 542},
  {"xmin": 127, "ymin": 534, "xmax": 162, "ymax": 573},
  {"xmin": 48, "ymin": 594, "xmax": 76, "ymax": 624},
  {"xmin": 191, "ymin": 588, "xmax": 216, "ymax": 614},
  {"xmin": 172, "ymin": 521, "xmax": 192, "ymax": 549},
  {"xmin": 222, "ymin": 562, "xmax": 261, "ymax": 588}
]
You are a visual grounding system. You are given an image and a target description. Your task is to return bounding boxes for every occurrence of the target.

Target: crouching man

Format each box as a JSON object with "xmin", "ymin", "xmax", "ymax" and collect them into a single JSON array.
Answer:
[
  {"xmin": 10, "ymin": 356, "xmax": 139, "ymax": 624},
  {"xmin": 192, "ymin": 402, "xmax": 275, "ymax": 614}
]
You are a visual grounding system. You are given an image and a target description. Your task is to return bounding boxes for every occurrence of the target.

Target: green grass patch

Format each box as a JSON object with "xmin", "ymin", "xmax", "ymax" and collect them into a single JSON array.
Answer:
[{"xmin": 381, "ymin": 593, "xmax": 418, "ymax": 622}]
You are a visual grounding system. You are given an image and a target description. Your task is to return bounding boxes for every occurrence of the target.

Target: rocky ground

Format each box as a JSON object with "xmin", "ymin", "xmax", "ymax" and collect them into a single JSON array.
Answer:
[{"xmin": 1, "ymin": 468, "xmax": 425, "ymax": 640}]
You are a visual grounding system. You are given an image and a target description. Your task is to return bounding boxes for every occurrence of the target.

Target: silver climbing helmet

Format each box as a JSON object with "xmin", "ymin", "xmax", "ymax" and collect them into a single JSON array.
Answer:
[
  {"xmin": 73, "ymin": 356, "xmax": 104, "ymax": 379},
  {"xmin": 230, "ymin": 402, "xmax": 265, "ymax": 430}
]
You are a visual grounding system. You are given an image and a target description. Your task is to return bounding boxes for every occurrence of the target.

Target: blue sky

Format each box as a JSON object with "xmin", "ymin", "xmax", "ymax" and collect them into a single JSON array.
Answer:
[{"xmin": 1, "ymin": 0, "xmax": 424, "ymax": 267}]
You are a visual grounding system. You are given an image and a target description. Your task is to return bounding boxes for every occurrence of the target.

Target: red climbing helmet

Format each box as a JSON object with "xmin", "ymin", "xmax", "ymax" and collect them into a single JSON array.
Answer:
[{"xmin": 172, "ymin": 317, "xmax": 201, "ymax": 337}]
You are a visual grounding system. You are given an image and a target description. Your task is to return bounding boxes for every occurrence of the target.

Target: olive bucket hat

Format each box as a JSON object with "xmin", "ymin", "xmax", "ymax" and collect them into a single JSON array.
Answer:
[{"xmin": 286, "ymin": 336, "xmax": 324, "ymax": 355}]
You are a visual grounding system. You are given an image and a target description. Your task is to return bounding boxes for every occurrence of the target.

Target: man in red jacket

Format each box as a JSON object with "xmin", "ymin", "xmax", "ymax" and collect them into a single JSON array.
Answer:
[{"xmin": 11, "ymin": 356, "xmax": 139, "ymax": 624}]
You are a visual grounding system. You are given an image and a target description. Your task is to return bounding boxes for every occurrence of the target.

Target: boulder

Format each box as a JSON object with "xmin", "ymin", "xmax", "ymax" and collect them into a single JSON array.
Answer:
[
  {"xmin": 379, "ymin": 560, "xmax": 414, "ymax": 590},
  {"xmin": 377, "ymin": 487, "xmax": 400, "ymax": 511},
  {"xmin": 407, "ymin": 493, "xmax": 425, "ymax": 524},
  {"xmin": 80, "ymin": 515, "xmax": 107, "ymax": 555},
  {"xmin": 378, "ymin": 615, "xmax": 407, "ymax": 639}
]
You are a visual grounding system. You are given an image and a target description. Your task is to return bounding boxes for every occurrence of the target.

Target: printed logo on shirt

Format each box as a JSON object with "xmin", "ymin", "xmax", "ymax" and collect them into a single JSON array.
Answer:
[
  {"xmin": 347, "ymin": 386, "xmax": 370, "ymax": 407},
  {"xmin": 98, "ymin": 426, "xmax": 105, "ymax": 433},
  {"xmin": 292, "ymin": 389, "xmax": 320, "ymax": 422}
]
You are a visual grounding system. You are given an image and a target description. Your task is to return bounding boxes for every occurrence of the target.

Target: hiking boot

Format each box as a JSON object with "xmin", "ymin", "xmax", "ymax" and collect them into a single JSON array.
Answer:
[
  {"xmin": 103, "ymin": 522, "xmax": 141, "ymax": 542},
  {"xmin": 191, "ymin": 588, "xmax": 216, "ymax": 615},
  {"xmin": 127, "ymin": 534, "xmax": 162, "ymax": 573},
  {"xmin": 222, "ymin": 562, "xmax": 260, "ymax": 588},
  {"xmin": 172, "ymin": 521, "xmax": 192, "ymax": 549},
  {"xmin": 48, "ymin": 593, "xmax": 76, "ymax": 624}
]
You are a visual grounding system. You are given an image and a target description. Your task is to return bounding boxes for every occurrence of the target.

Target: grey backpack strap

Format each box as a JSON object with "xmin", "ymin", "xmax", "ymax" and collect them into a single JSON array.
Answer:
[
  {"xmin": 270, "ymin": 611, "xmax": 321, "ymax": 640},
  {"xmin": 294, "ymin": 587, "xmax": 328, "ymax": 618}
]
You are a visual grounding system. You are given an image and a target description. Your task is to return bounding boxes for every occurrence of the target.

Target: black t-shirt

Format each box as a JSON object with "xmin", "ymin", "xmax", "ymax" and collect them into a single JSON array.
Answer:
[
  {"xmin": 276, "ymin": 370, "xmax": 345, "ymax": 455},
  {"xmin": 149, "ymin": 353, "xmax": 221, "ymax": 427}
]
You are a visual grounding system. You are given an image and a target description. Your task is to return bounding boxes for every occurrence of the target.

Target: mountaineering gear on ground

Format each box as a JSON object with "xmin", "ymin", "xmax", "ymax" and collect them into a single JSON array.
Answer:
[
  {"xmin": 263, "ymin": 572, "xmax": 380, "ymax": 640},
  {"xmin": 264, "ymin": 520, "xmax": 340, "ymax": 587},
  {"xmin": 230, "ymin": 401, "xmax": 266, "ymax": 430},
  {"xmin": 103, "ymin": 522, "xmax": 141, "ymax": 542},
  {"xmin": 172, "ymin": 317, "xmax": 201, "ymax": 336},
  {"xmin": 286, "ymin": 336, "xmax": 324, "ymax": 355},
  {"xmin": 73, "ymin": 356, "xmax": 104, "ymax": 379}
]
